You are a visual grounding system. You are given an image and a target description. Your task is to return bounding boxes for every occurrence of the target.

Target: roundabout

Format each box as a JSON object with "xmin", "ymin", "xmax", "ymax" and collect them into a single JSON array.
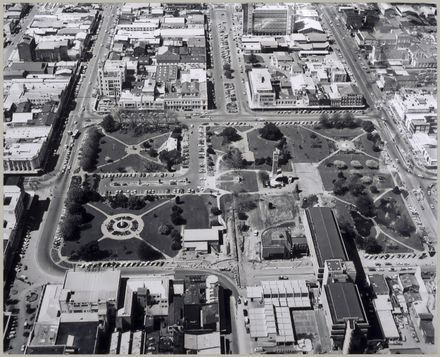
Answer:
[{"xmin": 101, "ymin": 213, "xmax": 144, "ymax": 240}]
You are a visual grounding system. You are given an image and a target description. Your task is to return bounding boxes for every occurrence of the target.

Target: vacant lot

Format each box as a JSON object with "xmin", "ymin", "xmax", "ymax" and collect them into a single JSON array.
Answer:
[
  {"xmin": 99, "ymin": 154, "xmax": 165, "ymax": 173},
  {"xmin": 96, "ymin": 135, "xmax": 127, "ymax": 167},
  {"xmin": 217, "ymin": 170, "xmax": 259, "ymax": 193}
]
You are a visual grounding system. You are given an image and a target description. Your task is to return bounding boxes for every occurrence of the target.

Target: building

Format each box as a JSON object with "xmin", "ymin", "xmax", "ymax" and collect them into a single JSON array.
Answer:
[
  {"xmin": 182, "ymin": 227, "xmax": 223, "ymax": 253},
  {"xmin": 246, "ymin": 280, "xmax": 311, "ymax": 349},
  {"xmin": 184, "ymin": 332, "xmax": 221, "ymax": 354},
  {"xmin": 303, "ymin": 207, "xmax": 349, "ymax": 281},
  {"xmin": 117, "ymin": 276, "xmax": 171, "ymax": 330},
  {"xmin": 3, "ymin": 184, "xmax": 26, "ymax": 278},
  {"xmin": 321, "ymin": 282, "xmax": 369, "ymax": 348},
  {"xmin": 243, "ymin": 4, "xmax": 293, "ymax": 36},
  {"xmin": 248, "ymin": 68, "xmax": 276, "ymax": 108},
  {"xmin": 98, "ymin": 60, "xmax": 127, "ymax": 97},
  {"xmin": 26, "ymin": 271, "xmax": 121, "ymax": 354},
  {"xmin": 18, "ymin": 35, "xmax": 36, "ymax": 61}
]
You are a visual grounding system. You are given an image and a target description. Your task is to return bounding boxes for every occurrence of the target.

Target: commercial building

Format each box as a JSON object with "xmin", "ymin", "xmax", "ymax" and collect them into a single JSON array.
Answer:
[
  {"xmin": 3, "ymin": 184, "xmax": 27, "ymax": 278},
  {"xmin": 246, "ymin": 4, "xmax": 294, "ymax": 36},
  {"xmin": 248, "ymin": 68, "xmax": 276, "ymax": 107},
  {"xmin": 303, "ymin": 207, "xmax": 349, "ymax": 281},
  {"xmin": 98, "ymin": 60, "xmax": 127, "ymax": 97},
  {"xmin": 182, "ymin": 227, "xmax": 223, "ymax": 253},
  {"xmin": 321, "ymin": 282, "xmax": 369, "ymax": 347},
  {"xmin": 26, "ymin": 271, "xmax": 121, "ymax": 354},
  {"xmin": 18, "ymin": 35, "xmax": 36, "ymax": 61},
  {"xmin": 184, "ymin": 332, "xmax": 221, "ymax": 354},
  {"xmin": 117, "ymin": 275, "xmax": 171, "ymax": 330}
]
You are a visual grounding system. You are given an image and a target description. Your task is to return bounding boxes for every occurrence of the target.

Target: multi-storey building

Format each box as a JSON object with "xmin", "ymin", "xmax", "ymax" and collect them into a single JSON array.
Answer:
[
  {"xmin": 98, "ymin": 60, "xmax": 127, "ymax": 97},
  {"xmin": 243, "ymin": 4, "xmax": 294, "ymax": 36}
]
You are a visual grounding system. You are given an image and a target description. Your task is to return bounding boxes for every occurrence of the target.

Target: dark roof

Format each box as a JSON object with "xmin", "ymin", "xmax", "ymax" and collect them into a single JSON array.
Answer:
[
  {"xmin": 369, "ymin": 274, "xmax": 390, "ymax": 296},
  {"xmin": 184, "ymin": 304, "xmax": 201, "ymax": 330},
  {"xmin": 325, "ymin": 282, "xmax": 367, "ymax": 324},
  {"xmin": 55, "ymin": 321, "xmax": 99, "ymax": 354},
  {"xmin": 390, "ymin": 348, "xmax": 423, "ymax": 354},
  {"xmin": 306, "ymin": 207, "xmax": 348, "ymax": 267},
  {"xmin": 419, "ymin": 319, "xmax": 435, "ymax": 338}
]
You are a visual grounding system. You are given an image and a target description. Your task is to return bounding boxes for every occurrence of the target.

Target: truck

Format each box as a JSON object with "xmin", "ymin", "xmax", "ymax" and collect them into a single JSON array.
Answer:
[{"xmin": 72, "ymin": 129, "xmax": 80, "ymax": 139}]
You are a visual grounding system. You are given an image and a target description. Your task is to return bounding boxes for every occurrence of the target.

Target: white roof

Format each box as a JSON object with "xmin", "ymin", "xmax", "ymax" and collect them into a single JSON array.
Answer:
[
  {"xmin": 11, "ymin": 112, "xmax": 33, "ymax": 124},
  {"xmin": 249, "ymin": 68, "xmax": 273, "ymax": 92},
  {"xmin": 246, "ymin": 286, "xmax": 263, "ymax": 299},
  {"xmin": 184, "ymin": 332, "xmax": 220, "ymax": 351},
  {"xmin": 377, "ymin": 309, "xmax": 400, "ymax": 339},
  {"xmin": 183, "ymin": 228, "xmax": 220, "ymax": 242}
]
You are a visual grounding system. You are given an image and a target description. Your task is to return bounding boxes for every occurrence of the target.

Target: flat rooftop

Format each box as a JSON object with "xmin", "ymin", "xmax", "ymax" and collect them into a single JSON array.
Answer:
[
  {"xmin": 55, "ymin": 321, "xmax": 98, "ymax": 354},
  {"xmin": 305, "ymin": 207, "xmax": 348, "ymax": 267},
  {"xmin": 325, "ymin": 282, "xmax": 367, "ymax": 324}
]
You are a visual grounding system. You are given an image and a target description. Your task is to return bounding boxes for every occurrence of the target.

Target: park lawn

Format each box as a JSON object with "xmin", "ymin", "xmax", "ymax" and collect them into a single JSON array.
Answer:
[
  {"xmin": 210, "ymin": 134, "xmax": 237, "ymax": 153},
  {"xmin": 200, "ymin": 194, "xmax": 222, "ymax": 226},
  {"xmin": 60, "ymin": 204, "xmax": 107, "ymax": 258},
  {"xmin": 98, "ymin": 238, "xmax": 164, "ymax": 261},
  {"xmin": 96, "ymin": 135, "xmax": 127, "ymax": 167},
  {"xmin": 375, "ymin": 191, "xmax": 423, "ymax": 251},
  {"xmin": 247, "ymin": 130, "xmax": 291, "ymax": 170},
  {"xmin": 281, "ymin": 126, "xmax": 336, "ymax": 163},
  {"xmin": 318, "ymin": 152, "xmax": 385, "ymax": 191},
  {"xmin": 354, "ymin": 134, "xmax": 382, "ymax": 158},
  {"xmin": 90, "ymin": 199, "xmax": 166, "ymax": 216},
  {"xmin": 312, "ymin": 126, "xmax": 364, "ymax": 139},
  {"xmin": 376, "ymin": 233, "xmax": 413, "ymax": 253},
  {"xmin": 140, "ymin": 195, "xmax": 210, "ymax": 256},
  {"xmin": 217, "ymin": 170, "xmax": 259, "ymax": 193},
  {"xmin": 111, "ymin": 128, "xmax": 169, "ymax": 146},
  {"xmin": 99, "ymin": 154, "xmax": 165, "ymax": 173}
]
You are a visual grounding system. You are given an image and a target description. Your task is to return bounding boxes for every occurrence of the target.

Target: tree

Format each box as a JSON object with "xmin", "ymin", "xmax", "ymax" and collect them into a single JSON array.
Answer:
[
  {"xmin": 347, "ymin": 175, "xmax": 366, "ymax": 196},
  {"xmin": 361, "ymin": 120, "xmax": 375, "ymax": 133},
  {"xmin": 148, "ymin": 148, "xmax": 158, "ymax": 157},
  {"xmin": 237, "ymin": 212, "xmax": 248, "ymax": 220},
  {"xmin": 333, "ymin": 178, "xmax": 348, "ymax": 195},
  {"xmin": 158, "ymin": 224, "xmax": 172, "ymax": 235},
  {"xmin": 76, "ymin": 242, "xmax": 111, "ymax": 261},
  {"xmin": 364, "ymin": 238, "xmax": 383, "ymax": 254},
  {"xmin": 67, "ymin": 186, "xmax": 87, "ymax": 205},
  {"xmin": 60, "ymin": 214, "xmax": 83, "ymax": 241},
  {"xmin": 370, "ymin": 185, "xmax": 379, "ymax": 194},
  {"xmin": 171, "ymin": 211, "xmax": 186, "ymax": 225},
  {"xmin": 159, "ymin": 149, "xmax": 182, "ymax": 171},
  {"xmin": 223, "ymin": 63, "xmax": 231, "ymax": 71},
  {"xmin": 66, "ymin": 202, "xmax": 86, "ymax": 218},
  {"xmin": 207, "ymin": 146, "xmax": 216, "ymax": 155},
  {"xmin": 392, "ymin": 186, "xmax": 401, "ymax": 195},
  {"xmin": 355, "ymin": 194, "xmax": 376, "ymax": 217},
  {"xmin": 221, "ymin": 127, "xmax": 242, "ymax": 143},
  {"xmin": 395, "ymin": 217, "xmax": 415, "ymax": 236},
  {"xmin": 319, "ymin": 113, "xmax": 332, "ymax": 128},
  {"xmin": 127, "ymin": 195, "xmax": 145, "ymax": 210},
  {"xmin": 211, "ymin": 207, "xmax": 222, "ymax": 216},
  {"xmin": 225, "ymin": 147, "xmax": 246, "ymax": 169},
  {"xmin": 101, "ymin": 114, "xmax": 119, "ymax": 132},
  {"xmin": 259, "ymin": 122, "xmax": 283, "ymax": 141}
]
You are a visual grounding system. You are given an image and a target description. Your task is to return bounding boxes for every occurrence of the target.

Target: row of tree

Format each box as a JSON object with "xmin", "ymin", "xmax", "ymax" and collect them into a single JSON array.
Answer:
[
  {"xmin": 319, "ymin": 113, "xmax": 375, "ymax": 132},
  {"xmin": 80, "ymin": 129, "xmax": 102, "ymax": 172}
]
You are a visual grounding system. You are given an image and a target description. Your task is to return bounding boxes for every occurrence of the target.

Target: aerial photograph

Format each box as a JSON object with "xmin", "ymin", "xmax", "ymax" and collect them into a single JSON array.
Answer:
[{"xmin": 2, "ymin": 2, "xmax": 437, "ymax": 355}]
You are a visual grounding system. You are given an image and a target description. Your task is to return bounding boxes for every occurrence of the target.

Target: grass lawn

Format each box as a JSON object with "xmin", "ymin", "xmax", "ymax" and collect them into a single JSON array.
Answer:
[
  {"xmin": 318, "ymin": 152, "xmax": 392, "ymax": 193},
  {"xmin": 98, "ymin": 154, "xmax": 165, "ymax": 173},
  {"xmin": 354, "ymin": 134, "xmax": 382, "ymax": 158},
  {"xmin": 217, "ymin": 170, "xmax": 259, "ymax": 193},
  {"xmin": 312, "ymin": 126, "xmax": 364, "ymax": 139},
  {"xmin": 376, "ymin": 233, "xmax": 413, "ymax": 253},
  {"xmin": 61, "ymin": 204, "xmax": 107, "ymax": 258},
  {"xmin": 281, "ymin": 126, "xmax": 336, "ymax": 163},
  {"xmin": 140, "ymin": 195, "xmax": 210, "ymax": 256},
  {"xmin": 96, "ymin": 135, "xmax": 127, "ymax": 167},
  {"xmin": 209, "ymin": 133, "xmax": 237, "ymax": 154},
  {"xmin": 247, "ymin": 130, "xmax": 290, "ymax": 171},
  {"xmin": 98, "ymin": 238, "xmax": 164, "ymax": 261},
  {"xmin": 91, "ymin": 199, "xmax": 166, "ymax": 216},
  {"xmin": 111, "ymin": 128, "xmax": 169, "ymax": 146},
  {"xmin": 375, "ymin": 191, "xmax": 423, "ymax": 251}
]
